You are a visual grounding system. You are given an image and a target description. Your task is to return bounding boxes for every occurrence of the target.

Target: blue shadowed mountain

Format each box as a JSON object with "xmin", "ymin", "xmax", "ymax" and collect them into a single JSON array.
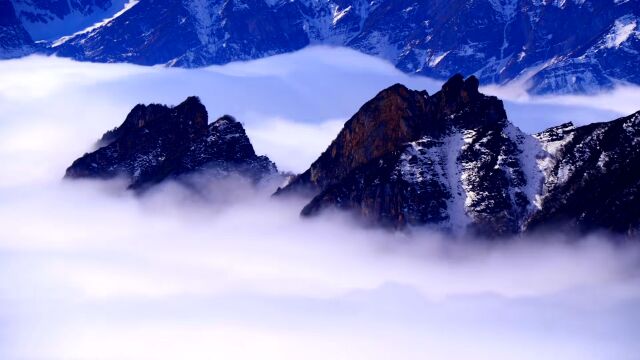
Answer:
[
  {"xmin": 0, "ymin": 0, "xmax": 34, "ymax": 58},
  {"xmin": 35, "ymin": 0, "xmax": 640, "ymax": 94}
]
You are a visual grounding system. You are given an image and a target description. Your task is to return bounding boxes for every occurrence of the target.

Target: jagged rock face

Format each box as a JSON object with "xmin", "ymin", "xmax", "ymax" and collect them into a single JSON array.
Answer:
[
  {"xmin": 44, "ymin": 0, "xmax": 639, "ymax": 94},
  {"xmin": 281, "ymin": 84, "xmax": 430, "ymax": 195},
  {"xmin": 284, "ymin": 75, "xmax": 640, "ymax": 237},
  {"xmin": 65, "ymin": 96, "xmax": 277, "ymax": 190},
  {"xmin": 0, "ymin": 0, "xmax": 34, "ymax": 58},
  {"xmin": 526, "ymin": 112, "xmax": 640, "ymax": 235},
  {"xmin": 282, "ymin": 75, "xmax": 536, "ymax": 236}
]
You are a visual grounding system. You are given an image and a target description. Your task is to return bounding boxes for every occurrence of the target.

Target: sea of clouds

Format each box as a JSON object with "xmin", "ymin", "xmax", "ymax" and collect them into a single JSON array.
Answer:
[{"xmin": 0, "ymin": 46, "xmax": 640, "ymax": 359}]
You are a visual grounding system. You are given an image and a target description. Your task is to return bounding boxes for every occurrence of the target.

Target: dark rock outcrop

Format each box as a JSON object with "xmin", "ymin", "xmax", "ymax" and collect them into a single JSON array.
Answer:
[
  {"xmin": 527, "ymin": 111, "xmax": 640, "ymax": 235},
  {"xmin": 279, "ymin": 74, "xmax": 536, "ymax": 237},
  {"xmin": 65, "ymin": 96, "xmax": 276, "ymax": 190},
  {"xmin": 279, "ymin": 75, "xmax": 640, "ymax": 237}
]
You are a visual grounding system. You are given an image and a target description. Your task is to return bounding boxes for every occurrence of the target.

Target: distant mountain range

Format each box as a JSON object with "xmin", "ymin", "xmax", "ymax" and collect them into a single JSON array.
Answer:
[{"xmin": 0, "ymin": 0, "xmax": 638, "ymax": 94}]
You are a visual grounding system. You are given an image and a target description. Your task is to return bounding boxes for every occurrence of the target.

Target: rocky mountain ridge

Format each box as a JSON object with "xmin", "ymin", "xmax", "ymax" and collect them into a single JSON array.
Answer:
[
  {"xmin": 527, "ymin": 111, "xmax": 640, "ymax": 234},
  {"xmin": 39, "ymin": 0, "xmax": 640, "ymax": 94},
  {"xmin": 63, "ymin": 79, "xmax": 640, "ymax": 236},
  {"xmin": 65, "ymin": 96, "xmax": 277, "ymax": 190},
  {"xmin": 279, "ymin": 75, "xmax": 640, "ymax": 236}
]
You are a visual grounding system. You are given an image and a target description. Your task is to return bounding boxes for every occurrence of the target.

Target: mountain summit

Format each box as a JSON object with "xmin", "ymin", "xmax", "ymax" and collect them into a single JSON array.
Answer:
[
  {"xmin": 279, "ymin": 75, "xmax": 640, "ymax": 237},
  {"xmin": 65, "ymin": 96, "xmax": 277, "ymax": 190}
]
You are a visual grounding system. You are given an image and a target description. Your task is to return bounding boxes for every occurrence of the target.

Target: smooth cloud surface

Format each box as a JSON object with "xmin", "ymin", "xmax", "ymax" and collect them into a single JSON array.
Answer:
[{"xmin": 0, "ymin": 47, "xmax": 639, "ymax": 359}]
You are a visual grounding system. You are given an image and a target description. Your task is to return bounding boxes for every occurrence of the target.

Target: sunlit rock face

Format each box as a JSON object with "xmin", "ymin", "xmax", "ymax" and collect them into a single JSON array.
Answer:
[
  {"xmin": 43, "ymin": 0, "xmax": 639, "ymax": 94},
  {"xmin": 280, "ymin": 75, "xmax": 640, "ymax": 237},
  {"xmin": 0, "ymin": 0, "xmax": 34, "ymax": 58},
  {"xmin": 280, "ymin": 74, "xmax": 534, "ymax": 237},
  {"xmin": 65, "ymin": 96, "xmax": 277, "ymax": 190}
]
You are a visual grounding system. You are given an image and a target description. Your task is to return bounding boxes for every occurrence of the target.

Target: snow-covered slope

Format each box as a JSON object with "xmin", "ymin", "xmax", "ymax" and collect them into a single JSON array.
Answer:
[
  {"xmin": 0, "ymin": 0, "xmax": 34, "ymax": 59},
  {"xmin": 10, "ymin": 0, "xmax": 129, "ymax": 40},
  {"xmin": 527, "ymin": 111, "xmax": 640, "ymax": 233},
  {"xmin": 281, "ymin": 75, "xmax": 539, "ymax": 236},
  {"xmin": 44, "ymin": 0, "xmax": 640, "ymax": 94}
]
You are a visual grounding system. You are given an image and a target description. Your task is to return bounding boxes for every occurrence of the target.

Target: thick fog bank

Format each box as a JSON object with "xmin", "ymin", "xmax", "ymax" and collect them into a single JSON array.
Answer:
[
  {"xmin": 1, "ymin": 174, "xmax": 639, "ymax": 359},
  {"xmin": 1, "ymin": 47, "xmax": 640, "ymax": 359},
  {"xmin": 1, "ymin": 47, "xmax": 638, "ymax": 175}
]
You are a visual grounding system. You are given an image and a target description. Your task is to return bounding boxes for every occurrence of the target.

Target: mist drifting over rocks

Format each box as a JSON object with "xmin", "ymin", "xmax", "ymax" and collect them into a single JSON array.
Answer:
[{"xmin": 1, "ymin": 48, "xmax": 640, "ymax": 359}]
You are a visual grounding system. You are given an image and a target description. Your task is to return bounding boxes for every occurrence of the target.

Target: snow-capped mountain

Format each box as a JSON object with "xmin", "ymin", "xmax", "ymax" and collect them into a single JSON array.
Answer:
[
  {"xmin": 10, "ymin": 0, "xmax": 130, "ymax": 40},
  {"xmin": 0, "ymin": 0, "xmax": 34, "ymax": 58},
  {"xmin": 65, "ymin": 96, "xmax": 277, "ymax": 190},
  {"xmin": 44, "ymin": 0, "xmax": 639, "ymax": 94},
  {"xmin": 278, "ymin": 75, "xmax": 640, "ymax": 236}
]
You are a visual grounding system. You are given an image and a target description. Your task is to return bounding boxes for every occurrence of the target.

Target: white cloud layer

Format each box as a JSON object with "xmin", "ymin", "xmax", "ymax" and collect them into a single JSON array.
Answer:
[{"xmin": 0, "ymin": 47, "xmax": 639, "ymax": 359}]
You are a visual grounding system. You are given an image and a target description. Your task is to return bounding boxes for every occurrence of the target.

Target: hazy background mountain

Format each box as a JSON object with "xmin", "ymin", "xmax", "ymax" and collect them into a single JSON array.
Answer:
[
  {"xmin": 0, "ymin": 0, "xmax": 34, "ymax": 58},
  {"xmin": 11, "ymin": 0, "xmax": 129, "ymax": 40},
  {"xmin": 0, "ymin": 0, "xmax": 638, "ymax": 94},
  {"xmin": 46, "ymin": 0, "xmax": 640, "ymax": 94}
]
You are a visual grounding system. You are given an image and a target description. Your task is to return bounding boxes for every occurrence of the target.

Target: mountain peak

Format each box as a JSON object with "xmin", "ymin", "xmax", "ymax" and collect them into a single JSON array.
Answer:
[
  {"xmin": 377, "ymin": 83, "xmax": 428, "ymax": 98},
  {"xmin": 435, "ymin": 74, "xmax": 487, "ymax": 113},
  {"xmin": 464, "ymin": 75, "xmax": 480, "ymax": 95},
  {"xmin": 210, "ymin": 114, "xmax": 250, "ymax": 141},
  {"xmin": 535, "ymin": 121, "xmax": 576, "ymax": 139},
  {"xmin": 278, "ymin": 75, "xmax": 509, "ymax": 200},
  {"xmin": 66, "ymin": 97, "xmax": 276, "ymax": 190},
  {"xmin": 281, "ymin": 78, "xmax": 640, "ymax": 236},
  {"xmin": 173, "ymin": 96, "xmax": 208, "ymax": 132},
  {"xmin": 212, "ymin": 114, "xmax": 240, "ymax": 128},
  {"xmin": 427, "ymin": 74, "xmax": 506, "ymax": 130},
  {"xmin": 442, "ymin": 73, "xmax": 465, "ymax": 92},
  {"xmin": 278, "ymin": 76, "xmax": 534, "ymax": 235},
  {"xmin": 183, "ymin": 95, "xmax": 202, "ymax": 104}
]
